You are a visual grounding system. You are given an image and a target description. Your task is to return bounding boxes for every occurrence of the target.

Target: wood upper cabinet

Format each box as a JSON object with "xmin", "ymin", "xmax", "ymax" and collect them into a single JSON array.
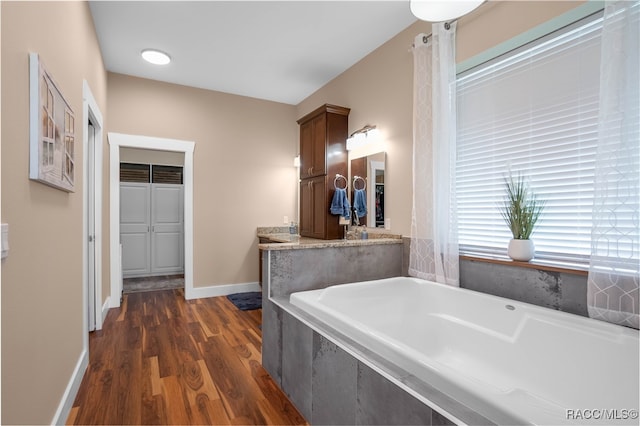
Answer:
[
  {"xmin": 298, "ymin": 104, "xmax": 350, "ymax": 180},
  {"xmin": 298, "ymin": 104, "xmax": 350, "ymax": 240},
  {"xmin": 299, "ymin": 114, "xmax": 327, "ymax": 179}
]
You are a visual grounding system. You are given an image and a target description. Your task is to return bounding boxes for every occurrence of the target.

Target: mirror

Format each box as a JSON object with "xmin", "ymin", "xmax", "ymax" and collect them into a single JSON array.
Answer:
[{"xmin": 349, "ymin": 152, "xmax": 385, "ymax": 228}]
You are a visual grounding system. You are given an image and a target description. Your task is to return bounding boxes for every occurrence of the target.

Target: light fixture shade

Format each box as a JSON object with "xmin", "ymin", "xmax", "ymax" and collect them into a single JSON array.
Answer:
[
  {"xmin": 366, "ymin": 128, "xmax": 380, "ymax": 141},
  {"xmin": 346, "ymin": 126, "xmax": 380, "ymax": 151},
  {"xmin": 346, "ymin": 133, "xmax": 365, "ymax": 151},
  {"xmin": 141, "ymin": 49, "xmax": 171, "ymax": 65},
  {"xmin": 410, "ymin": 0, "xmax": 484, "ymax": 22}
]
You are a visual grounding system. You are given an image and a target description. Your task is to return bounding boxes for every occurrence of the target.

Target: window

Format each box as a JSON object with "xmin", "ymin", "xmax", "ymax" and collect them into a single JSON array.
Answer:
[{"xmin": 456, "ymin": 13, "xmax": 604, "ymax": 266}]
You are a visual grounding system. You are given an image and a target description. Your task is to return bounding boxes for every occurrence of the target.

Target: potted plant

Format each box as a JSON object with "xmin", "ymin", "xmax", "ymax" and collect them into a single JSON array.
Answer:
[{"xmin": 499, "ymin": 173, "xmax": 545, "ymax": 261}]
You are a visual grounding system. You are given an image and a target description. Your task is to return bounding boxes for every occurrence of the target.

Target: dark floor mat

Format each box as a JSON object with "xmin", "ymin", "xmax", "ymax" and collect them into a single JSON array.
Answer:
[{"xmin": 226, "ymin": 291, "xmax": 262, "ymax": 311}]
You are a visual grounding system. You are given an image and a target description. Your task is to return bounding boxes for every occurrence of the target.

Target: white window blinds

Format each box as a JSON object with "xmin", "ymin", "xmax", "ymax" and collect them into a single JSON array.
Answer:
[{"xmin": 456, "ymin": 14, "xmax": 603, "ymax": 265}]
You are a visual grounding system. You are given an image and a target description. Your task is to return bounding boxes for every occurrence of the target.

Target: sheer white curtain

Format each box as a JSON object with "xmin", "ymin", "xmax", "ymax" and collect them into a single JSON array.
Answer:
[
  {"xmin": 587, "ymin": 0, "xmax": 639, "ymax": 329},
  {"xmin": 409, "ymin": 23, "xmax": 459, "ymax": 286}
]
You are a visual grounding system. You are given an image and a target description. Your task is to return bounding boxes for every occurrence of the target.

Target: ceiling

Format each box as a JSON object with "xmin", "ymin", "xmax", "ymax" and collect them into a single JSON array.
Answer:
[{"xmin": 89, "ymin": 1, "xmax": 418, "ymax": 105}]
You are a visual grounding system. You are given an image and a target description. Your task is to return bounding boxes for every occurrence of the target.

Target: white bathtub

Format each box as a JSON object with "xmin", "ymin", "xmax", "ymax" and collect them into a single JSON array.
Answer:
[{"xmin": 289, "ymin": 277, "xmax": 639, "ymax": 425}]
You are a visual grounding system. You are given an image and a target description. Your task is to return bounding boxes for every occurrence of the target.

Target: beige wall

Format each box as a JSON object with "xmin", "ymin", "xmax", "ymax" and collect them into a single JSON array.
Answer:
[
  {"xmin": 107, "ymin": 73, "xmax": 297, "ymax": 287},
  {"xmin": 297, "ymin": 0, "xmax": 584, "ymax": 236},
  {"xmin": 121, "ymin": 147, "xmax": 185, "ymax": 166},
  {"xmin": 1, "ymin": 1, "xmax": 107, "ymax": 424}
]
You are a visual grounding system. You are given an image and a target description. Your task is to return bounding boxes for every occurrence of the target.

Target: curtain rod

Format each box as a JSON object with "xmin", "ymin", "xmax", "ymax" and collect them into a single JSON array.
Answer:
[{"xmin": 410, "ymin": 19, "xmax": 456, "ymax": 49}]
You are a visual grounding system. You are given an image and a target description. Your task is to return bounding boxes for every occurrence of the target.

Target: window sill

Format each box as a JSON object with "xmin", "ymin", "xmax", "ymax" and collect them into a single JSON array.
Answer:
[{"xmin": 459, "ymin": 254, "xmax": 588, "ymax": 277}]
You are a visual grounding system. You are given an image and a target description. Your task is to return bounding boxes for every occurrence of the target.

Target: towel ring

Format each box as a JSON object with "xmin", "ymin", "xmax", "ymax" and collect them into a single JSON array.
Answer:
[
  {"xmin": 334, "ymin": 174, "xmax": 348, "ymax": 190},
  {"xmin": 353, "ymin": 175, "xmax": 366, "ymax": 191}
]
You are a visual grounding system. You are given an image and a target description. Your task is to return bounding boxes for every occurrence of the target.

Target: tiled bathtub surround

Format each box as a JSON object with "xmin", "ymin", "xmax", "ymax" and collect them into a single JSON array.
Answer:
[
  {"xmin": 262, "ymin": 235, "xmax": 605, "ymax": 425},
  {"xmin": 402, "ymin": 237, "xmax": 589, "ymax": 318},
  {"xmin": 264, "ymin": 243, "xmax": 403, "ymax": 297},
  {"xmin": 460, "ymin": 258, "xmax": 587, "ymax": 316},
  {"xmin": 261, "ymin": 241, "xmax": 469, "ymax": 425}
]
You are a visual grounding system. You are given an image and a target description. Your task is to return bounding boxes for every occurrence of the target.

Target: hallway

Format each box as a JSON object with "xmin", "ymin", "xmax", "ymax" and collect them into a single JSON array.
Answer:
[{"xmin": 68, "ymin": 289, "xmax": 306, "ymax": 425}]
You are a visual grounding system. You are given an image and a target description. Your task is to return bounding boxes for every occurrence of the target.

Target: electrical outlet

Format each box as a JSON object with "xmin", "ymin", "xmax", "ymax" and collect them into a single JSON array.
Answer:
[
  {"xmin": 385, "ymin": 218, "xmax": 391, "ymax": 230},
  {"xmin": 283, "ymin": 215, "xmax": 289, "ymax": 224}
]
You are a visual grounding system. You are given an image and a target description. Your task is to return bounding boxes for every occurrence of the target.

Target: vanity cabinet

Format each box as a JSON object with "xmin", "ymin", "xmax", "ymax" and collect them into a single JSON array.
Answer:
[
  {"xmin": 299, "ymin": 176, "xmax": 327, "ymax": 239},
  {"xmin": 297, "ymin": 104, "xmax": 350, "ymax": 240}
]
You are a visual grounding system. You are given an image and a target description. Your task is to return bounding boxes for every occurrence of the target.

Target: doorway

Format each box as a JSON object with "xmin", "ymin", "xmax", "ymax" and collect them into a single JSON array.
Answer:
[{"xmin": 108, "ymin": 133, "xmax": 195, "ymax": 307}]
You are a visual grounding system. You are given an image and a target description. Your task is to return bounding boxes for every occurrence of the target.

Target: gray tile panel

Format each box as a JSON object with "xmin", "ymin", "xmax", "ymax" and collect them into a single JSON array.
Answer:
[
  {"xmin": 311, "ymin": 334, "xmax": 357, "ymax": 425},
  {"xmin": 282, "ymin": 310, "xmax": 313, "ymax": 419},
  {"xmin": 357, "ymin": 362, "xmax": 433, "ymax": 425}
]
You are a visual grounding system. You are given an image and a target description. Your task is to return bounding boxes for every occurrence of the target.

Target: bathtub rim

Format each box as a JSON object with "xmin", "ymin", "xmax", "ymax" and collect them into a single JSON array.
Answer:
[{"xmin": 299, "ymin": 276, "xmax": 639, "ymax": 339}]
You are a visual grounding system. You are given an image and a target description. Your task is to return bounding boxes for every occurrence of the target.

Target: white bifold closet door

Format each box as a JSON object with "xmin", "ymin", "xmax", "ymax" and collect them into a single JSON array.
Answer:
[{"xmin": 120, "ymin": 183, "xmax": 184, "ymax": 278}]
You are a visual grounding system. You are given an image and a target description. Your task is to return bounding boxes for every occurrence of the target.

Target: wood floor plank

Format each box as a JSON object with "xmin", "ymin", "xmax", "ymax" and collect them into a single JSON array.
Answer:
[
  {"xmin": 148, "ymin": 356, "xmax": 162, "ymax": 396},
  {"xmin": 161, "ymin": 375, "xmax": 191, "ymax": 425},
  {"xmin": 116, "ymin": 296, "xmax": 128, "ymax": 322},
  {"xmin": 69, "ymin": 289, "xmax": 306, "ymax": 425},
  {"xmin": 203, "ymin": 396, "xmax": 233, "ymax": 424},
  {"xmin": 199, "ymin": 335, "xmax": 265, "ymax": 420},
  {"xmin": 140, "ymin": 355, "xmax": 164, "ymax": 425},
  {"xmin": 116, "ymin": 348, "xmax": 143, "ymax": 425}
]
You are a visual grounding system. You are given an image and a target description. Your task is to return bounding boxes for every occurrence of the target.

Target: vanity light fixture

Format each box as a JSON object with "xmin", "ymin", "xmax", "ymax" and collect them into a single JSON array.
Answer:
[
  {"xmin": 141, "ymin": 49, "xmax": 171, "ymax": 65},
  {"xmin": 346, "ymin": 125, "xmax": 380, "ymax": 151},
  {"xmin": 410, "ymin": 0, "xmax": 484, "ymax": 22}
]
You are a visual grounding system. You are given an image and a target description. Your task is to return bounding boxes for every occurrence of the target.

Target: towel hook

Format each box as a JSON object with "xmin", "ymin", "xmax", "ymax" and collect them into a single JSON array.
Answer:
[
  {"xmin": 334, "ymin": 174, "xmax": 348, "ymax": 190},
  {"xmin": 353, "ymin": 175, "xmax": 366, "ymax": 191}
]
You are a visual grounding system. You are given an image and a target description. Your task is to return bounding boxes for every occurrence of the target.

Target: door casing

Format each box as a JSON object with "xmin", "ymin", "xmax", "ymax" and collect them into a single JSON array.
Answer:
[
  {"xmin": 83, "ymin": 80, "xmax": 103, "ymax": 336},
  {"xmin": 108, "ymin": 133, "xmax": 195, "ymax": 306}
]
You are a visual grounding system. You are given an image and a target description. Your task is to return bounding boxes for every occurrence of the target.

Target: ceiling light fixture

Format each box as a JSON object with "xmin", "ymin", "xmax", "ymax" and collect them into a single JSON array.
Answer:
[
  {"xmin": 141, "ymin": 49, "xmax": 171, "ymax": 65},
  {"xmin": 346, "ymin": 125, "xmax": 380, "ymax": 151},
  {"xmin": 410, "ymin": 0, "xmax": 484, "ymax": 22}
]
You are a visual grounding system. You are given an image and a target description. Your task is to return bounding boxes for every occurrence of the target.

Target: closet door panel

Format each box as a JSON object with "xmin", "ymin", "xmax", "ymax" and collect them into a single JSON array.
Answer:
[
  {"xmin": 120, "ymin": 183, "xmax": 151, "ymax": 277},
  {"xmin": 151, "ymin": 184, "xmax": 184, "ymax": 274}
]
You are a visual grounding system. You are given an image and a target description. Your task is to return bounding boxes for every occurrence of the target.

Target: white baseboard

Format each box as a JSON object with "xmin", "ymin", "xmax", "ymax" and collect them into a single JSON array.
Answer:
[
  {"xmin": 101, "ymin": 296, "xmax": 110, "ymax": 324},
  {"xmin": 51, "ymin": 349, "xmax": 89, "ymax": 425},
  {"xmin": 185, "ymin": 281, "xmax": 261, "ymax": 300}
]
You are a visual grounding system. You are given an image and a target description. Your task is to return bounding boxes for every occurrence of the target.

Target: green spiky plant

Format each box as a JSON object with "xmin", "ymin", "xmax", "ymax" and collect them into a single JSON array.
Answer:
[{"xmin": 499, "ymin": 173, "xmax": 545, "ymax": 240}]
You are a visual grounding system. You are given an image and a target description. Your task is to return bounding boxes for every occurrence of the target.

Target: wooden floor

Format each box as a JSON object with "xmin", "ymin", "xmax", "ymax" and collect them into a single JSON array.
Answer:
[{"xmin": 67, "ymin": 289, "xmax": 307, "ymax": 425}]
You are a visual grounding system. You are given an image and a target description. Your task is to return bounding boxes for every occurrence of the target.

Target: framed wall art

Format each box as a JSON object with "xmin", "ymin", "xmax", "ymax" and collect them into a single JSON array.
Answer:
[{"xmin": 29, "ymin": 53, "xmax": 75, "ymax": 192}]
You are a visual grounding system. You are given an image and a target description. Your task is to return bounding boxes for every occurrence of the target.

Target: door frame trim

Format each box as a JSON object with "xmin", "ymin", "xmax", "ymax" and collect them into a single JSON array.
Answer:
[
  {"xmin": 82, "ymin": 80, "xmax": 103, "ymax": 337},
  {"xmin": 108, "ymin": 133, "xmax": 195, "ymax": 306}
]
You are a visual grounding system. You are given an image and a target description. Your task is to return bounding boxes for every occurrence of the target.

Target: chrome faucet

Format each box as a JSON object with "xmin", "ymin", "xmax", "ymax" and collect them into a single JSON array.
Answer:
[{"xmin": 353, "ymin": 209, "xmax": 360, "ymax": 226}]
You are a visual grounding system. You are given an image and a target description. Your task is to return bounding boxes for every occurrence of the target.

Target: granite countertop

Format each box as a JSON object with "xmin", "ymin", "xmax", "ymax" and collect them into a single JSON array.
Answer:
[{"xmin": 257, "ymin": 227, "xmax": 403, "ymax": 251}]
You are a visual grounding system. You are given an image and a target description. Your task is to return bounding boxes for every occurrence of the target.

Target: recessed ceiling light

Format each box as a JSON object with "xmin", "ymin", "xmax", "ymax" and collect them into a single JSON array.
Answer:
[{"xmin": 141, "ymin": 49, "xmax": 171, "ymax": 65}]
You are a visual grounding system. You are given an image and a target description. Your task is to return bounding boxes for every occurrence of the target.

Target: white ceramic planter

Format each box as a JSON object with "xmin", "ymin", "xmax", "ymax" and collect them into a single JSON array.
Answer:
[{"xmin": 508, "ymin": 239, "xmax": 535, "ymax": 261}]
